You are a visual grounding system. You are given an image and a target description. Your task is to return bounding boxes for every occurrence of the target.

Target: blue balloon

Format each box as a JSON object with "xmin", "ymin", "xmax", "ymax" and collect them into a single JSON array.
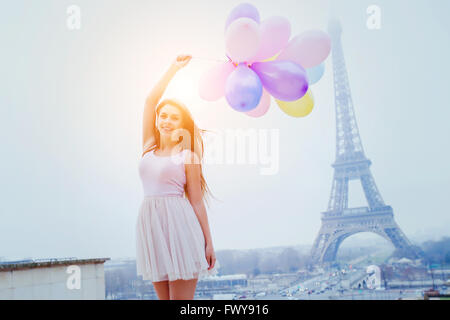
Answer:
[
  {"xmin": 306, "ymin": 63, "xmax": 325, "ymax": 85},
  {"xmin": 225, "ymin": 63, "xmax": 262, "ymax": 112}
]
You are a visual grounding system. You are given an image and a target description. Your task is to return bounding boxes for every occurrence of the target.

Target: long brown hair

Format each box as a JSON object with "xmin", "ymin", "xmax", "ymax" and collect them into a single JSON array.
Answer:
[{"xmin": 151, "ymin": 98, "xmax": 218, "ymax": 207}]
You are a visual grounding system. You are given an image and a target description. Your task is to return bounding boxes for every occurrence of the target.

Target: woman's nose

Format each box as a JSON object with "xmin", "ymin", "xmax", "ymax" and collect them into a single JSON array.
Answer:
[{"xmin": 161, "ymin": 120, "xmax": 173, "ymax": 126}]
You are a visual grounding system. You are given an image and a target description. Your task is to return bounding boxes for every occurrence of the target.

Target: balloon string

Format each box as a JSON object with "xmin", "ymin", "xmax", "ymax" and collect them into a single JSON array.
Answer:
[{"xmin": 191, "ymin": 56, "xmax": 228, "ymax": 63}]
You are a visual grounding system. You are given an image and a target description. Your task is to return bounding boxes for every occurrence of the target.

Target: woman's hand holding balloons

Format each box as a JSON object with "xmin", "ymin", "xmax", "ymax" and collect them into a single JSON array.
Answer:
[{"xmin": 172, "ymin": 54, "xmax": 192, "ymax": 71}]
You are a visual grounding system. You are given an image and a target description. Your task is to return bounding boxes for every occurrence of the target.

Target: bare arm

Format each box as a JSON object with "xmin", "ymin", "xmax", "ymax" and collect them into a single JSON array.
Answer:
[
  {"xmin": 142, "ymin": 55, "xmax": 192, "ymax": 153},
  {"xmin": 184, "ymin": 151, "xmax": 216, "ymax": 270}
]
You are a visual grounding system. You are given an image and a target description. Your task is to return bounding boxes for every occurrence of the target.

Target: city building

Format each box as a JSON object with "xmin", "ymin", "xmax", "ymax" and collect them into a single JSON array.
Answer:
[
  {"xmin": 198, "ymin": 274, "xmax": 248, "ymax": 289},
  {"xmin": 0, "ymin": 257, "xmax": 110, "ymax": 300}
]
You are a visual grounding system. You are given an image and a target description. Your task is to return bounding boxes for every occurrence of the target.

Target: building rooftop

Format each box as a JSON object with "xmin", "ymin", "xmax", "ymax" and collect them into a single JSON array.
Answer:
[
  {"xmin": 0, "ymin": 257, "xmax": 110, "ymax": 272},
  {"xmin": 201, "ymin": 274, "xmax": 248, "ymax": 281}
]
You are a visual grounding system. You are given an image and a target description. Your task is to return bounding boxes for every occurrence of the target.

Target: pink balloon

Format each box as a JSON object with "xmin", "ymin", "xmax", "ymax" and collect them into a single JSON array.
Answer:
[
  {"xmin": 225, "ymin": 17, "xmax": 261, "ymax": 63},
  {"xmin": 199, "ymin": 61, "xmax": 235, "ymax": 101},
  {"xmin": 248, "ymin": 16, "xmax": 291, "ymax": 63},
  {"xmin": 277, "ymin": 30, "xmax": 331, "ymax": 68},
  {"xmin": 245, "ymin": 88, "xmax": 271, "ymax": 117}
]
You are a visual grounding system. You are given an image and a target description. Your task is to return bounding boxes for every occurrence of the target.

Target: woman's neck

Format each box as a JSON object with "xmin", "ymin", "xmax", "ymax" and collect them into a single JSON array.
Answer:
[{"xmin": 158, "ymin": 137, "xmax": 182, "ymax": 153}]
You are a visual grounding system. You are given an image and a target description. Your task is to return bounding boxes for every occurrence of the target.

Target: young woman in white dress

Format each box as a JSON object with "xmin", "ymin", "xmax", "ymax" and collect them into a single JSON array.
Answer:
[{"xmin": 137, "ymin": 54, "xmax": 219, "ymax": 300}]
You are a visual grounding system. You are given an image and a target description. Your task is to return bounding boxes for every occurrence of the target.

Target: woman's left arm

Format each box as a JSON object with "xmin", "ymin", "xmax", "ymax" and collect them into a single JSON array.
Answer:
[{"xmin": 184, "ymin": 150, "xmax": 216, "ymax": 270}]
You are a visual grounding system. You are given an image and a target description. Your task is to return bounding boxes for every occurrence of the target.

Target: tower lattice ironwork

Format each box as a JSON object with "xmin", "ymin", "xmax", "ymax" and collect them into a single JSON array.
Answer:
[{"xmin": 309, "ymin": 18, "xmax": 423, "ymax": 267}]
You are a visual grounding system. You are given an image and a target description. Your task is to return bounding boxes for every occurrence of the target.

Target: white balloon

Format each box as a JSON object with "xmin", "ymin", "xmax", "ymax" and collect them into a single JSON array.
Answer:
[{"xmin": 225, "ymin": 17, "xmax": 261, "ymax": 63}]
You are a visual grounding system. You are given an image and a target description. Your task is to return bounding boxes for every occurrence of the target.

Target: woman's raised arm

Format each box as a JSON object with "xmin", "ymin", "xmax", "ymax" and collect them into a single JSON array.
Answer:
[{"xmin": 142, "ymin": 54, "xmax": 192, "ymax": 153}]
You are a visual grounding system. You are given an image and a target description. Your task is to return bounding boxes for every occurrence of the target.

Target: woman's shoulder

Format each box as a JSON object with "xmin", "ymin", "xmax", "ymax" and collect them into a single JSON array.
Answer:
[{"xmin": 142, "ymin": 145, "xmax": 156, "ymax": 158}]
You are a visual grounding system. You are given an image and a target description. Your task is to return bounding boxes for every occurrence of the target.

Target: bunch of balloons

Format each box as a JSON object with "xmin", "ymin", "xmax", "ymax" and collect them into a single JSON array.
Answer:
[{"xmin": 199, "ymin": 3, "xmax": 331, "ymax": 118}]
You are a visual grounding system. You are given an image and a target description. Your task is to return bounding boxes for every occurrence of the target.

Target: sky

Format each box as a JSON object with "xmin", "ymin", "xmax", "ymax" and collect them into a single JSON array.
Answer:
[{"xmin": 1, "ymin": 0, "xmax": 449, "ymax": 261}]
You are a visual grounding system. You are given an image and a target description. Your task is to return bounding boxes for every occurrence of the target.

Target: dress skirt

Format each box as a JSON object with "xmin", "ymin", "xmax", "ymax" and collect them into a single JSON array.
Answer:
[{"xmin": 136, "ymin": 195, "xmax": 220, "ymax": 282}]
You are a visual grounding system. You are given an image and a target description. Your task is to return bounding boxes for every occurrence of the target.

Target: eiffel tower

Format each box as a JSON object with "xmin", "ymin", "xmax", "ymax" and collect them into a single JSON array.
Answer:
[{"xmin": 309, "ymin": 18, "xmax": 423, "ymax": 267}]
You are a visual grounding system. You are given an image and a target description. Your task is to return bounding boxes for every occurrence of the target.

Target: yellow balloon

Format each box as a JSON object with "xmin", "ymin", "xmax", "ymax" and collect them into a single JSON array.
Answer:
[
  {"xmin": 262, "ymin": 53, "xmax": 279, "ymax": 62},
  {"xmin": 276, "ymin": 89, "xmax": 315, "ymax": 118}
]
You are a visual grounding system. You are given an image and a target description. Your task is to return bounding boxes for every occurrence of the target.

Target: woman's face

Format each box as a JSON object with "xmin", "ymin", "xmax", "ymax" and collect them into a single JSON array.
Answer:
[{"xmin": 157, "ymin": 104, "xmax": 183, "ymax": 137}]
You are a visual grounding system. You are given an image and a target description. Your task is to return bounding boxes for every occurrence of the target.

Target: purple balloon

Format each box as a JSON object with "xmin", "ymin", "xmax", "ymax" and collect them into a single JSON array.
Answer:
[
  {"xmin": 225, "ymin": 3, "xmax": 260, "ymax": 32},
  {"xmin": 251, "ymin": 61, "xmax": 309, "ymax": 101},
  {"xmin": 225, "ymin": 63, "xmax": 263, "ymax": 112}
]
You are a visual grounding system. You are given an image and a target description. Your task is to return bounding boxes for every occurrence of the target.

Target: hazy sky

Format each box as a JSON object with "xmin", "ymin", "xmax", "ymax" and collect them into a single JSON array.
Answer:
[{"xmin": 1, "ymin": 0, "xmax": 449, "ymax": 261}]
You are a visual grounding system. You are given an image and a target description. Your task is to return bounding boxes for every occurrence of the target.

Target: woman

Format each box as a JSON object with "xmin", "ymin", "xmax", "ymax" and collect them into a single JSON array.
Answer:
[{"xmin": 136, "ymin": 54, "xmax": 220, "ymax": 300}]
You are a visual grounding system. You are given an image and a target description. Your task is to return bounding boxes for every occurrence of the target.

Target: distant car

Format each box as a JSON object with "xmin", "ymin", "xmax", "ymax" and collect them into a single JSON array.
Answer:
[{"xmin": 424, "ymin": 288, "xmax": 440, "ymax": 297}]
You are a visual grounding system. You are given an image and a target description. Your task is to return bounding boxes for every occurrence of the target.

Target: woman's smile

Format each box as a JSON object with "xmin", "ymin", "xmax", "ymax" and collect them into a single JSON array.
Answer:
[{"xmin": 161, "ymin": 126, "xmax": 174, "ymax": 132}]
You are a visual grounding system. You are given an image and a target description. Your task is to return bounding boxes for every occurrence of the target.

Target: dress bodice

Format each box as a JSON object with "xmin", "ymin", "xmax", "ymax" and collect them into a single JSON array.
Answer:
[{"xmin": 138, "ymin": 149, "xmax": 187, "ymax": 197}]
